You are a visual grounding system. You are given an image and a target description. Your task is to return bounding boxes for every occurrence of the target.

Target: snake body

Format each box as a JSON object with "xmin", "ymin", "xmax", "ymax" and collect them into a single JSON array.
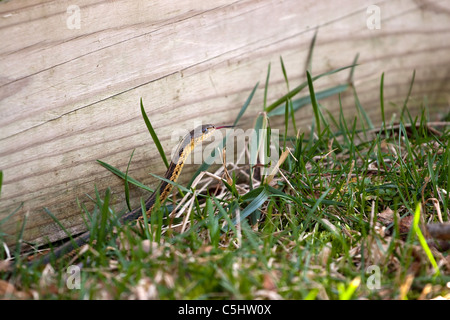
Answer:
[{"xmin": 30, "ymin": 124, "xmax": 227, "ymax": 266}]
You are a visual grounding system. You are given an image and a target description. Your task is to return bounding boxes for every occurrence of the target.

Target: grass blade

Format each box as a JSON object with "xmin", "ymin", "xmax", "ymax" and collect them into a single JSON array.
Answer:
[
  {"xmin": 124, "ymin": 149, "xmax": 136, "ymax": 211},
  {"xmin": 379, "ymin": 72, "xmax": 387, "ymax": 137},
  {"xmin": 348, "ymin": 53, "xmax": 359, "ymax": 84},
  {"xmin": 306, "ymin": 70, "xmax": 321, "ymax": 136},
  {"xmin": 97, "ymin": 160, "xmax": 154, "ymax": 193},
  {"xmin": 148, "ymin": 172, "xmax": 191, "ymax": 194},
  {"xmin": 14, "ymin": 210, "xmax": 27, "ymax": 264},
  {"xmin": 234, "ymin": 82, "xmax": 260, "ymax": 127},
  {"xmin": 140, "ymin": 98, "xmax": 169, "ymax": 169},
  {"xmin": 231, "ymin": 186, "xmax": 270, "ymax": 225},
  {"xmin": 263, "ymin": 63, "xmax": 271, "ymax": 110},
  {"xmin": 98, "ymin": 188, "xmax": 111, "ymax": 245},
  {"xmin": 265, "ymin": 64, "xmax": 355, "ymax": 113},
  {"xmin": 353, "ymin": 86, "xmax": 374, "ymax": 130},
  {"xmin": 268, "ymin": 84, "xmax": 348, "ymax": 116},
  {"xmin": 44, "ymin": 208, "xmax": 79, "ymax": 251},
  {"xmin": 280, "ymin": 56, "xmax": 290, "ymax": 91},
  {"xmin": 412, "ymin": 204, "xmax": 440, "ymax": 277},
  {"xmin": 401, "ymin": 70, "xmax": 416, "ymax": 117},
  {"xmin": 305, "ymin": 28, "xmax": 318, "ymax": 73},
  {"xmin": 140, "ymin": 197, "xmax": 152, "ymax": 241}
]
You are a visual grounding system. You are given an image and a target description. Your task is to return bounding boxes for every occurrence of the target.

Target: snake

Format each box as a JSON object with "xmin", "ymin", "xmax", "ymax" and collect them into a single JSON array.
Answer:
[{"xmin": 28, "ymin": 124, "xmax": 231, "ymax": 266}]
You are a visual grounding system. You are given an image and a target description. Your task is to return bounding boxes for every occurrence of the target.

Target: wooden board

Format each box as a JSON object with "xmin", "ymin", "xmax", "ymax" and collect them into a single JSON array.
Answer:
[{"xmin": 0, "ymin": 0, "xmax": 449, "ymax": 248}]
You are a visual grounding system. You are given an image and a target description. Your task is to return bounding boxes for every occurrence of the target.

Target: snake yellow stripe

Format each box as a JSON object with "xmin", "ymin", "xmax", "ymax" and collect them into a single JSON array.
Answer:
[{"xmin": 29, "ymin": 124, "xmax": 230, "ymax": 266}]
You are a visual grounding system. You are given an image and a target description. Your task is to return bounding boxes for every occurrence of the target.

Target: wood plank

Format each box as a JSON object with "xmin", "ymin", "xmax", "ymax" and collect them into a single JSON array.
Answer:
[{"xmin": 0, "ymin": 0, "xmax": 449, "ymax": 248}]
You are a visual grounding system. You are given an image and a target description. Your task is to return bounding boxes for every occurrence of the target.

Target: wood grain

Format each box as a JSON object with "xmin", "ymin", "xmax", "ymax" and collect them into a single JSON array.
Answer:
[{"xmin": 0, "ymin": 0, "xmax": 449, "ymax": 248}]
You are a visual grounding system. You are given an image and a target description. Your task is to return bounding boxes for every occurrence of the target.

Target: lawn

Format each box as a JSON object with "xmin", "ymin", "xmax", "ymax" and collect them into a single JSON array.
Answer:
[{"xmin": 1, "ymin": 57, "xmax": 449, "ymax": 300}]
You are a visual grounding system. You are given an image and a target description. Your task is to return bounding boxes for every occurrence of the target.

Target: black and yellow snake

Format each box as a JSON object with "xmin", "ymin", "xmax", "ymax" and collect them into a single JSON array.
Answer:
[{"xmin": 27, "ymin": 124, "xmax": 231, "ymax": 266}]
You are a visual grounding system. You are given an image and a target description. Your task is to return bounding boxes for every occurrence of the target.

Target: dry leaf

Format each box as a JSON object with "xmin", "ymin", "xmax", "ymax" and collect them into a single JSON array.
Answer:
[
  {"xmin": 399, "ymin": 216, "xmax": 414, "ymax": 235},
  {"xmin": 254, "ymin": 289, "xmax": 283, "ymax": 300},
  {"xmin": 0, "ymin": 279, "xmax": 15, "ymax": 296},
  {"xmin": 131, "ymin": 277, "xmax": 158, "ymax": 300},
  {"xmin": 0, "ymin": 260, "xmax": 12, "ymax": 272},
  {"xmin": 0, "ymin": 279, "xmax": 31, "ymax": 299},
  {"xmin": 377, "ymin": 207, "xmax": 396, "ymax": 225},
  {"xmin": 262, "ymin": 273, "xmax": 276, "ymax": 291}
]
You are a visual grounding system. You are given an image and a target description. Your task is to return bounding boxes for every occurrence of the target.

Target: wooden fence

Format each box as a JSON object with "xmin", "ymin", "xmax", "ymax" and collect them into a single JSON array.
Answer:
[{"xmin": 0, "ymin": 0, "xmax": 449, "ymax": 248}]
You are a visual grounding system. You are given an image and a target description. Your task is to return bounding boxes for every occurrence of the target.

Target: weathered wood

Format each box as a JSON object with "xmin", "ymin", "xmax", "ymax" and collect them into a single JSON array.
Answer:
[{"xmin": 0, "ymin": 0, "xmax": 449, "ymax": 248}]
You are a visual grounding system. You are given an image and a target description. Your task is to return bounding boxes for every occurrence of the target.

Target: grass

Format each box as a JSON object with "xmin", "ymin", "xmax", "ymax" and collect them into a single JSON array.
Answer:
[{"xmin": 1, "ymin": 60, "xmax": 449, "ymax": 300}]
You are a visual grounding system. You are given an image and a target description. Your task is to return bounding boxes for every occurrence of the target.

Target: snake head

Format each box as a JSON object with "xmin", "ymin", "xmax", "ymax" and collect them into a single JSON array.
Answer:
[{"xmin": 195, "ymin": 124, "xmax": 233, "ymax": 139}]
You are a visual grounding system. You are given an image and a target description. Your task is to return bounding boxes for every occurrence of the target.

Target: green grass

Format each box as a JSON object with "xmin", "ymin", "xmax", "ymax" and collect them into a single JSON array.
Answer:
[{"xmin": 1, "ymin": 60, "xmax": 449, "ymax": 300}]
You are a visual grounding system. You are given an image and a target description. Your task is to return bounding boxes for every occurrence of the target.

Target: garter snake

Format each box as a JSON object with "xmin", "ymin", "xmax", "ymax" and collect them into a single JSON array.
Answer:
[{"xmin": 29, "ymin": 124, "xmax": 231, "ymax": 266}]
